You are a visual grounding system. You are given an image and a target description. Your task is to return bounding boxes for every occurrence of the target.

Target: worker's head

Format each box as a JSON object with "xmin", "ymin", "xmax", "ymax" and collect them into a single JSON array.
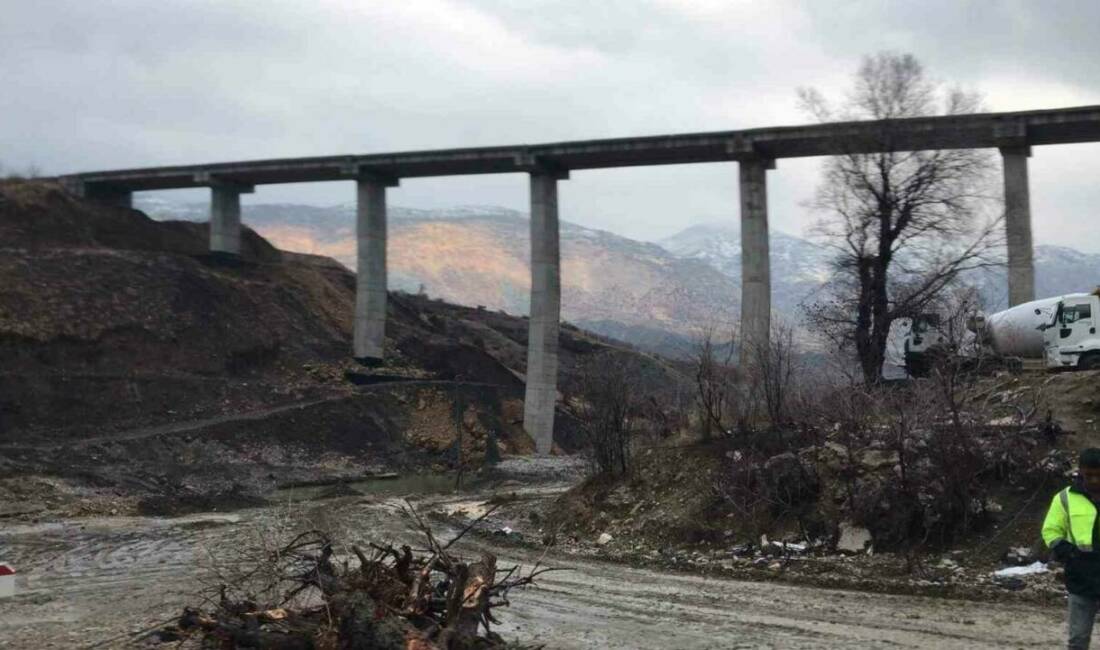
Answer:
[{"xmin": 1080, "ymin": 448, "xmax": 1100, "ymax": 494}]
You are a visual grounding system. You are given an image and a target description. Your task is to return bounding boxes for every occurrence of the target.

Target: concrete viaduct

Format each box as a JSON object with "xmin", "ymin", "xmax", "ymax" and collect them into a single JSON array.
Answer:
[{"xmin": 59, "ymin": 105, "xmax": 1100, "ymax": 453}]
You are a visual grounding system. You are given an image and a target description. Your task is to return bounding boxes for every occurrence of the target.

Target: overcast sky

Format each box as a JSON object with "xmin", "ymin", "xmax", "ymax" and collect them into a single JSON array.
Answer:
[{"xmin": 3, "ymin": 0, "xmax": 1099, "ymax": 250}]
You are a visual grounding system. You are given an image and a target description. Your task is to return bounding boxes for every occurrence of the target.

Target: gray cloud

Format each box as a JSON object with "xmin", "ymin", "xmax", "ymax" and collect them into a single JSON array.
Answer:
[{"xmin": 2, "ymin": 0, "xmax": 1098, "ymax": 251}]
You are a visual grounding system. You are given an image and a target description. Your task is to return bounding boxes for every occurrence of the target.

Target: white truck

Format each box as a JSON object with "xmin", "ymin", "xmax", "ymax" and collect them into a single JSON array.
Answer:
[
  {"xmin": 901, "ymin": 290, "xmax": 1100, "ymax": 374},
  {"xmin": 1032, "ymin": 291, "xmax": 1100, "ymax": 370}
]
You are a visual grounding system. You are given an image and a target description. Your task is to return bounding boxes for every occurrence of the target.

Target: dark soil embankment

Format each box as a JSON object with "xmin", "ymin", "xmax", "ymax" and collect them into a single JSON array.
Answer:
[
  {"xmin": 0, "ymin": 182, "xmax": 354, "ymax": 442},
  {"xmin": 0, "ymin": 180, "xmax": 683, "ymax": 516}
]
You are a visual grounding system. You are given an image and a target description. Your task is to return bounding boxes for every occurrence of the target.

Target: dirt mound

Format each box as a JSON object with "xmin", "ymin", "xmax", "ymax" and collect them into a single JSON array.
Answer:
[
  {"xmin": 973, "ymin": 370, "xmax": 1100, "ymax": 446},
  {"xmin": 0, "ymin": 180, "xmax": 279, "ymax": 259},
  {"xmin": 548, "ymin": 440, "xmax": 730, "ymax": 547}
]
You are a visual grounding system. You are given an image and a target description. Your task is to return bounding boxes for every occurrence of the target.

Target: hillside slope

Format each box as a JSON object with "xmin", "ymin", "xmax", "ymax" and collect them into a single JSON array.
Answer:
[{"xmin": 0, "ymin": 182, "xmax": 681, "ymax": 516}]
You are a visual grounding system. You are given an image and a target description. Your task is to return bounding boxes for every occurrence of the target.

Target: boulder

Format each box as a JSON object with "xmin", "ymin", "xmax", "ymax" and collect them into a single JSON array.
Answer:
[
  {"xmin": 837, "ymin": 522, "xmax": 873, "ymax": 553},
  {"xmin": 596, "ymin": 532, "xmax": 613, "ymax": 546}
]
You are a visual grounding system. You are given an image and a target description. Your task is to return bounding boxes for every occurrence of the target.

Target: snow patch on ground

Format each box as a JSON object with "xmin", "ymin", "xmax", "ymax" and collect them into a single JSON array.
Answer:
[{"xmin": 993, "ymin": 561, "xmax": 1048, "ymax": 577}]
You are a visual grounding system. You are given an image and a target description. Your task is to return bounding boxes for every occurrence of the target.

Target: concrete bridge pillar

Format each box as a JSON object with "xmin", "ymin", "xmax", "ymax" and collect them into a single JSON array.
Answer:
[
  {"xmin": 525, "ymin": 169, "xmax": 567, "ymax": 454},
  {"xmin": 353, "ymin": 175, "xmax": 397, "ymax": 363},
  {"xmin": 202, "ymin": 177, "xmax": 254, "ymax": 255},
  {"xmin": 210, "ymin": 186, "xmax": 243, "ymax": 254},
  {"xmin": 1000, "ymin": 146, "xmax": 1035, "ymax": 306},
  {"xmin": 739, "ymin": 157, "xmax": 774, "ymax": 367}
]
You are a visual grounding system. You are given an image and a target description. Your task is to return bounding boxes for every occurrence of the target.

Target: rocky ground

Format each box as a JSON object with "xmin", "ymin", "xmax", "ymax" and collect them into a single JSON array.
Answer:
[{"xmin": 438, "ymin": 472, "xmax": 1067, "ymax": 608}]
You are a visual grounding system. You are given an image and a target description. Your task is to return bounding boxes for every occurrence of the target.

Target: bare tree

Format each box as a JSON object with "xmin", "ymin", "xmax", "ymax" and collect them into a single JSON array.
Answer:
[
  {"xmin": 691, "ymin": 326, "xmax": 740, "ymax": 439},
  {"xmin": 565, "ymin": 352, "xmax": 641, "ymax": 476},
  {"xmin": 746, "ymin": 322, "xmax": 801, "ymax": 428},
  {"xmin": 800, "ymin": 52, "xmax": 1002, "ymax": 385}
]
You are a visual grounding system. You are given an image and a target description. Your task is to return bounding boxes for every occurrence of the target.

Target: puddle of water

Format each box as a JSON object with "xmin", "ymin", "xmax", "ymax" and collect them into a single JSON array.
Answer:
[{"xmin": 274, "ymin": 473, "xmax": 464, "ymax": 502}]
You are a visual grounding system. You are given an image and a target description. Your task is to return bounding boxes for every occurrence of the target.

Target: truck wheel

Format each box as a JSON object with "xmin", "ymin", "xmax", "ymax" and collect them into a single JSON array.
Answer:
[{"xmin": 1080, "ymin": 353, "xmax": 1100, "ymax": 371}]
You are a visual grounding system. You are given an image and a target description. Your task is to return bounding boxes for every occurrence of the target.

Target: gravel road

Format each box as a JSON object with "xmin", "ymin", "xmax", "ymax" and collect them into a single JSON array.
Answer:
[{"xmin": 0, "ymin": 486, "xmax": 1067, "ymax": 649}]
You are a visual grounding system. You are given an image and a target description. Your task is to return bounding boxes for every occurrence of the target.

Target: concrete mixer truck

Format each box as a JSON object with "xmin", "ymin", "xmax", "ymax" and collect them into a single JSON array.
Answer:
[{"xmin": 902, "ymin": 289, "xmax": 1100, "ymax": 374}]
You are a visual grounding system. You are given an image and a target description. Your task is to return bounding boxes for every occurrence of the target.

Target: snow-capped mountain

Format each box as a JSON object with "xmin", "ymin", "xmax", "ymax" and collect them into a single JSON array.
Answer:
[{"xmin": 659, "ymin": 223, "xmax": 833, "ymax": 317}]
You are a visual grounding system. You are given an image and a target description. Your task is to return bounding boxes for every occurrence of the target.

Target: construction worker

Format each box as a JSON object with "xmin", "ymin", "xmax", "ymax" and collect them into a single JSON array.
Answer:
[{"xmin": 1044, "ymin": 448, "xmax": 1100, "ymax": 650}]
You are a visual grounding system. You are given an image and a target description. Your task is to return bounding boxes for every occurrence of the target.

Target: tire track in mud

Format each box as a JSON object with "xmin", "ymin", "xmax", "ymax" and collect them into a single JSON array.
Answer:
[{"xmin": 0, "ymin": 497, "xmax": 1067, "ymax": 649}]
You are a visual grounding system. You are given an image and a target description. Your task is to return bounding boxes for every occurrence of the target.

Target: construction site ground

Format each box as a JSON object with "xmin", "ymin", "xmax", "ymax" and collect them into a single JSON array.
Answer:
[{"xmin": 0, "ymin": 456, "xmax": 1069, "ymax": 649}]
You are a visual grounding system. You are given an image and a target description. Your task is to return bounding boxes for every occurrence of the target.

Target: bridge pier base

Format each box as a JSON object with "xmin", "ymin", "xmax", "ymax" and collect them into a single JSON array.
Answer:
[
  {"xmin": 353, "ymin": 176, "xmax": 394, "ymax": 363},
  {"xmin": 739, "ymin": 158, "xmax": 774, "ymax": 367},
  {"xmin": 209, "ymin": 182, "xmax": 253, "ymax": 255},
  {"xmin": 1001, "ymin": 147, "xmax": 1035, "ymax": 306},
  {"xmin": 524, "ymin": 170, "xmax": 566, "ymax": 455}
]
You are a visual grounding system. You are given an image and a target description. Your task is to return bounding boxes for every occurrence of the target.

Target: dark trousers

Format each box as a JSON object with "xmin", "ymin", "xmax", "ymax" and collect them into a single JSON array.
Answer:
[{"xmin": 1071, "ymin": 594, "xmax": 1100, "ymax": 650}]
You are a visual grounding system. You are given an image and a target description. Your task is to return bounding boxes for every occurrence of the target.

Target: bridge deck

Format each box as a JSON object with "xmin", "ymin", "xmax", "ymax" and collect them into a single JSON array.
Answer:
[{"xmin": 63, "ymin": 104, "xmax": 1100, "ymax": 191}]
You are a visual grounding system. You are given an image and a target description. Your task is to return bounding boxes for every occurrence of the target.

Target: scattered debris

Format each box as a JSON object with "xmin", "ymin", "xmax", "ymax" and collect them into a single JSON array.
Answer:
[
  {"xmin": 730, "ymin": 543, "xmax": 755, "ymax": 557},
  {"xmin": 760, "ymin": 536, "xmax": 808, "ymax": 556}
]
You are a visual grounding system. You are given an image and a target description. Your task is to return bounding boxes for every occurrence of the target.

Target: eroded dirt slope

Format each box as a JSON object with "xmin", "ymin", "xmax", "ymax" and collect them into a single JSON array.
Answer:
[{"xmin": 0, "ymin": 181, "xmax": 682, "ymax": 516}]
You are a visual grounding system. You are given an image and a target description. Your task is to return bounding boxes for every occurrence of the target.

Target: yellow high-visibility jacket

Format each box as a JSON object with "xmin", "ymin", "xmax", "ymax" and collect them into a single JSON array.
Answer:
[
  {"xmin": 1043, "ymin": 486, "xmax": 1098, "ymax": 551},
  {"xmin": 1042, "ymin": 485, "xmax": 1100, "ymax": 596}
]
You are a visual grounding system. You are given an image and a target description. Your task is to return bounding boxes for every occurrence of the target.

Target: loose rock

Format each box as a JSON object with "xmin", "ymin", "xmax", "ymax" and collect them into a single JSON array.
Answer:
[{"xmin": 837, "ymin": 522, "xmax": 873, "ymax": 554}]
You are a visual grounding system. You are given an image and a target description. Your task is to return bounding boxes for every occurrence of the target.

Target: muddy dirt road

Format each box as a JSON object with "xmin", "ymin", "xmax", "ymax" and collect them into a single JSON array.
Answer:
[{"xmin": 0, "ymin": 483, "xmax": 1066, "ymax": 649}]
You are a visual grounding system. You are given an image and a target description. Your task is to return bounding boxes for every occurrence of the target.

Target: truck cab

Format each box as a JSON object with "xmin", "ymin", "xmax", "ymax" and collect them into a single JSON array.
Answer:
[
  {"xmin": 901, "ymin": 313, "xmax": 948, "ymax": 376},
  {"xmin": 1042, "ymin": 293, "xmax": 1100, "ymax": 370}
]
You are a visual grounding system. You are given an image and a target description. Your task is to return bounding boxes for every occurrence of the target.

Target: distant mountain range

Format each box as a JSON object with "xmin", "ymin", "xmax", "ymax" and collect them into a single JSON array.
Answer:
[
  {"xmin": 135, "ymin": 197, "xmax": 1100, "ymax": 355},
  {"xmin": 659, "ymin": 223, "xmax": 834, "ymax": 318}
]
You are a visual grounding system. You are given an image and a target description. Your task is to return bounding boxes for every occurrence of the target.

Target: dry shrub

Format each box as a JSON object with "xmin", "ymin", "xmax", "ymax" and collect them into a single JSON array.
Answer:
[
  {"xmin": 716, "ymin": 371, "xmax": 1071, "ymax": 552},
  {"xmin": 691, "ymin": 326, "xmax": 740, "ymax": 439},
  {"xmin": 563, "ymin": 351, "xmax": 681, "ymax": 477}
]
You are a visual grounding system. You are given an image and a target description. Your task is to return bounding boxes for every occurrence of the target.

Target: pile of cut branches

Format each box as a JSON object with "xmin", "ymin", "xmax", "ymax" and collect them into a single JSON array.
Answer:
[{"xmin": 165, "ymin": 504, "xmax": 551, "ymax": 649}]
